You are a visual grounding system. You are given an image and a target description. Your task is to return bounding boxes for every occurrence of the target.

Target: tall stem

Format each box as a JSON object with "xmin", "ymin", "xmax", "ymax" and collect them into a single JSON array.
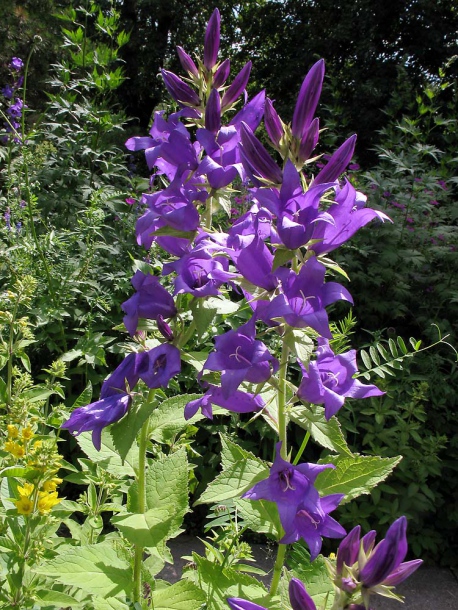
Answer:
[
  {"xmin": 270, "ymin": 330, "xmax": 290, "ymax": 596},
  {"xmin": 133, "ymin": 390, "xmax": 154, "ymax": 605}
]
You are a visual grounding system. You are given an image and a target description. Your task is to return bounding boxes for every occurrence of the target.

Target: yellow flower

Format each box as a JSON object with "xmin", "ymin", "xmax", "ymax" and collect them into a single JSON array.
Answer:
[
  {"xmin": 42, "ymin": 477, "xmax": 63, "ymax": 493},
  {"xmin": 7, "ymin": 425, "xmax": 19, "ymax": 439},
  {"xmin": 32, "ymin": 440, "xmax": 43, "ymax": 450},
  {"xmin": 22, "ymin": 426, "xmax": 34, "ymax": 441},
  {"xmin": 17, "ymin": 482, "xmax": 34, "ymax": 497},
  {"xmin": 5, "ymin": 441, "xmax": 25, "ymax": 458},
  {"xmin": 37, "ymin": 491, "xmax": 61, "ymax": 514},
  {"xmin": 15, "ymin": 495, "xmax": 33, "ymax": 515}
]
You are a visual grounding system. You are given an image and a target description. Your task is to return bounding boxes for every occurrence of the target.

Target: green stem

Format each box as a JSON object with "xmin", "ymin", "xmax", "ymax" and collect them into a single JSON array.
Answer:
[
  {"xmin": 270, "ymin": 330, "xmax": 291, "ymax": 596},
  {"xmin": 293, "ymin": 430, "xmax": 311, "ymax": 465},
  {"xmin": 133, "ymin": 391, "xmax": 154, "ymax": 605},
  {"xmin": 6, "ymin": 296, "xmax": 20, "ymax": 408}
]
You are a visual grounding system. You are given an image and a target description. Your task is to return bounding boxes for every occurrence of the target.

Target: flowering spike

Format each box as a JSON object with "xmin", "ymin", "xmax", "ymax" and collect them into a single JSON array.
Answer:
[
  {"xmin": 205, "ymin": 88, "xmax": 221, "ymax": 133},
  {"xmin": 204, "ymin": 8, "xmax": 221, "ymax": 69},
  {"xmin": 291, "ymin": 59, "xmax": 325, "ymax": 139},
  {"xmin": 161, "ymin": 69, "xmax": 201, "ymax": 107},
  {"xmin": 213, "ymin": 58, "xmax": 231, "ymax": 88},
  {"xmin": 264, "ymin": 98, "xmax": 284, "ymax": 147},
  {"xmin": 176, "ymin": 46, "xmax": 199, "ymax": 77},
  {"xmin": 222, "ymin": 61, "xmax": 252, "ymax": 108}
]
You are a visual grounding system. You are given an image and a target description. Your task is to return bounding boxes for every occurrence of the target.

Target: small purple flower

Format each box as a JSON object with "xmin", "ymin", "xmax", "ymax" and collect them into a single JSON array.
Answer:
[
  {"xmin": 213, "ymin": 58, "xmax": 231, "ymax": 87},
  {"xmin": 203, "ymin": 317, "xmax": 279, "ymax": 397},
  {"xmin": 264, "ymin": 97, "xmax": 284, "ymax": 147},
  {"xmin": 176, "ymin": 46, "xmax": 199, "ymax": 78},
  {"xmin": 121, "ymin": 270, "xmax": 177, "ymax": 336},
  {"xmin": 161, "ymin": 69, "xmax": 201, "ymax": 107},
  {"xmin": 62, "ymin": 393, "xmax": 131, "ymax": 450},
  {"xmin": 100, "ymin": 352, "xmax": 144, "ymax": 399},
  {"xmin": 1, "ymin": 84, "xmax": 13, "ymax": 99},
  {"xmin": 10, "ymin": 57, "xmax": 23, "ymax": 71},
  {"xmin": 297, "ymin": 338, "xmax": 384, "ymax": 419}
]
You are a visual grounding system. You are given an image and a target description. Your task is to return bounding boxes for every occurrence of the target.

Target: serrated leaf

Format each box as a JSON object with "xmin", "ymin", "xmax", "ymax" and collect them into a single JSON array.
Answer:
[
  {"xmin": 149, "ymin": 394, "xmax": 204, "ymax": 443},
  {"xmin": 152, "ymin": 579, "xmax": 206, "ymax": 610},
  {"xmin": 202, "ymin": 297, "xmax": 240, "ymax": 315},
  {"xmin": 272, "ymin": 247, "xmax": 295, "ymax": 271},
  {"xmin": 190, "ymin": 299, "xmax": 217, "ymax": 338},
  {"xmin": 197, "ymin": 460, "xmax": 269, "ymax": 505},
  {"xmin": 33, "ymin": 543, "xmax": 132, "ymax": 597},
  {"xmin": 77, "ymin": 430, "xmax": 137, "ymax": 477},
  {"xmin": 35, "ymin": 589, "xmax": 85, "ymax": 607},
  {"xmin": 92, "ymin": 596, "xmax": 130, "ymax": 610},
  {"xmin": 316, "ymin": 454, "xmax": 402, "ymax": 503},
  {"xmin": 290, "ymin": 405, "xmax": 352, "ymax": 456},
  {"xmin": 112, "ymin": 508, "xmax": 176, "ymax": 547},
  {"xmin": 110, "ymin": 396, "xmax": 153, "ymax": 461},
  {"xmin": 220, "ymin": 435, "xmax": 258, "ymax": 470},
  {"xmin": 287, "ymin": 546, "xmax": 334, "ymax": 609},
  {"xmin": 72, "ymin": 382, "xmax": 93, "ymax": 409},
  {"xmin": 235, "ymin": 497, "xmax": 282, "ymax": 537},
  {"xmin": 289, "ymin": 329, "xmax": 314, "ymax": 364}
]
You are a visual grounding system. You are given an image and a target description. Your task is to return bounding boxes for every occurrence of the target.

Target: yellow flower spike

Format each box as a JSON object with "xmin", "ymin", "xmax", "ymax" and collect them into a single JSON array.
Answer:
[
  {"xmin": 37, "ymin": 491, "xmax": 61, "ymax": 514},
  {"xmin": 32, "ymin": 440, "xmax": 43, "ymax": 450},
  {"xmin": 7, "ymin": 425, "xmax": 19, "ymax": 439},
  {"xmin": 17, "ymin": 482, "xmax": 34, "ymax": 497},
  {"xmin": 42, "ymin": 477, "xmax": 63, "ymax": 493},
  {"xmin": 5, "ymin": 441, "xmax": 25, "ymax": 459},
  {"xmin": 22, "ymin": 426, "xmax": 34, "ymax": 441},
  {"xmin": 15, "ymin": 495, "xmax": 34, "ymax": 515}
]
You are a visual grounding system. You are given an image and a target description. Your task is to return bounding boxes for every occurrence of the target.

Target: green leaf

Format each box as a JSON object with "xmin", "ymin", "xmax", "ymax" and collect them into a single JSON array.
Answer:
[
  {"xmin": 190, "ymin": 298, "xmax": 218, "ymax": 338},
  {"xmin": 33, "ymin": 543, "xmax": 133, "ymax": 597},
  {"xmin": 35, "ymin": 589, "xmax": 85, "ymax": 607},
  {"xmin": 92, "ymin": 596, "xmax": 131, "ymax": 610},
  {"xmin": 152, "ymin": 579, "xmax": 206, "ymax": 610},
  {"xmin": 197, "ymin": 459, "xmax": 269, "ymax": 505},
  {"xmin": 360, "ymin": 349, "xmax": 371, "ymax": 369},
  {"xmin": 272, "ymin": 247, "xmax": 295, "ymax": 271},
  {"xmin": 287, "ymin": 545, "xmax": 334, "ymax": 609},
  {"xmin": 202, "ymin": 297, "xmax": 240, "ymax": 315},
  {"xmin": 288, "ymin": 329, "xmax": 314, "ymax": 364},
  {"xmin": 235, "ymin": 497, "xmax": 282, "ymax": 538},
  {"xmin": 112, "ymin": 507, "xmax": 176, "ymax": 547},
  {"xmin": 149, "ymin": 394, "xmax": 204, "ymax": 443},
  {"xmin": 110, "ymin": 396, "xmax": 153, "ymax": 461},
  {"xmin": 72, "ymin": 382, "xmax": 92, "ymax": 409},
  {"xmin": 77, "ymin": 430, "xmax": 137, "ymax": 477},
  {"xmin": 290, "ymin": 405, "xmax": 353, "ymax": 456},
  {"xmin": 316, "ymin": 454, "xmax": 402, "ymax": 503}
]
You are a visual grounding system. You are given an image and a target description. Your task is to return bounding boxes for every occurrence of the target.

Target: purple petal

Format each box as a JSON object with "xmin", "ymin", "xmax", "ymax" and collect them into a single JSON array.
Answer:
[
  {"xmin": 222, "ymin": 62, "xmax": 252, "ymax": 108},
  {"xmin": 289, "ymin": 578, "xmax": 317, "ymax": 610},
  {"xmin": 292, "ymin": 59, "xmax": 325, "ymax": 139},
  {"xmin": 204, "ymin": 9, "xmax": 221, "ymax": 69}
]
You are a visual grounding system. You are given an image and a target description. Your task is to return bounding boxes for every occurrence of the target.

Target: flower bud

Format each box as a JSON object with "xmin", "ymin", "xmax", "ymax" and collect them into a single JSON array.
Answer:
[
  {"xmin": 161, "ymin": 70, "xmax": 201, "ymax": 107},
  {"xmin": 222, "ymin": 61, "xmax": 252, "ymax": 109},
  {"xmin": 264, "ymin": 98, "xmax": 283, "ymax": 147},
  {"xmin": 336, "ymin": 525, "xmax": 361, "ymax": 574},
  {"xmin": 292, "ymin": 59, "xmax": 325, "ymax": 138},
  {"xmin": 299, "ymin": 117, "xmax": 319, "ymax": 162},
  {"xmin": 289, "ymin": 578, "xmax": 317, "ymax": 610},
  {"xmin": 176, "ymin": 46, "xmax": 199, "ymax": 78},
  {"xmin": 313, "ymin": 134, "xmax": 357, "ymax": 185},
  {"xmin": 205, "ymin": 88, "xmax": 221, "ymax": 133},
  {"xmin": 360, "ymin": 517, "xmax": 408, "ymax": 588},
  {"xmin": 213, "ymin": 58, "xmax": 230, "ymax": 88},
  {"xmin": 204, "ymin": 8, "xmax": 220, "ymax": 69},
  {"xmin": 240, "ymin": 122, "xmax": 283, "ymax": 184}
]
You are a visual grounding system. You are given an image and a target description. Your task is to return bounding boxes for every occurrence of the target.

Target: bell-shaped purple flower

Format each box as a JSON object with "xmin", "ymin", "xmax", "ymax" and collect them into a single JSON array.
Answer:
[
  {"xmin": 213, "ymin": 58, "xmax": 231, "ymax": 88},
  {"xmin": 184, "ymin": 385, "xmax": 265, "ymax": 420},
  {"xmin": 242, "ymin": 442, "xmax": 339, "ymax": 557},
  {"xmin": 289, "ymin": 578, "xmax": 317, "ymax": 610},
  {"xmin": 311, "ymin": 180, "xmax": 391, "ymax": 255},
  {"xmin": 161, "ymin": 69, "xmax": 201, "ymax": 107},
  {"xmin": 62, "ymin": 393, "xmax": 131, "ymax": 451},
  {"xmin": 297, "ymin": 338, "xmax": 384, "ymax": 419},
  {"xmin": 121, "ymin": 271, "xmax": 177, "ymax": 336},
  {"xmin": 100, "ymin": 352, "xmax": 144, "ymax": 398},
  {"xmin": 203, "ymin": 317, "xmax": 279, "ymax": 398},
  {"xmin": 204, "ymin": 8, "xmax": 220, "ymax": 69},
  {"xmin": 10, "ymin": 57, "xmax": 24, "ymax": 71},
  {"xmin": 265, "ymin": 258, "xmax": 353, "ymax": 338},
  {"xmin": 291, "ymin": 59, "xmax": 325, "ymax": 139},
  {"xmin": 176, "ymin": 46, "xmax": 199, "ymax": 78},
  {"xmin": 137, "ymin": 344, "xmax": 181, "ymax": 389},
  {"xmin": 221, "ymin": 61, "xmax": 252, "ymax": 109}
]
